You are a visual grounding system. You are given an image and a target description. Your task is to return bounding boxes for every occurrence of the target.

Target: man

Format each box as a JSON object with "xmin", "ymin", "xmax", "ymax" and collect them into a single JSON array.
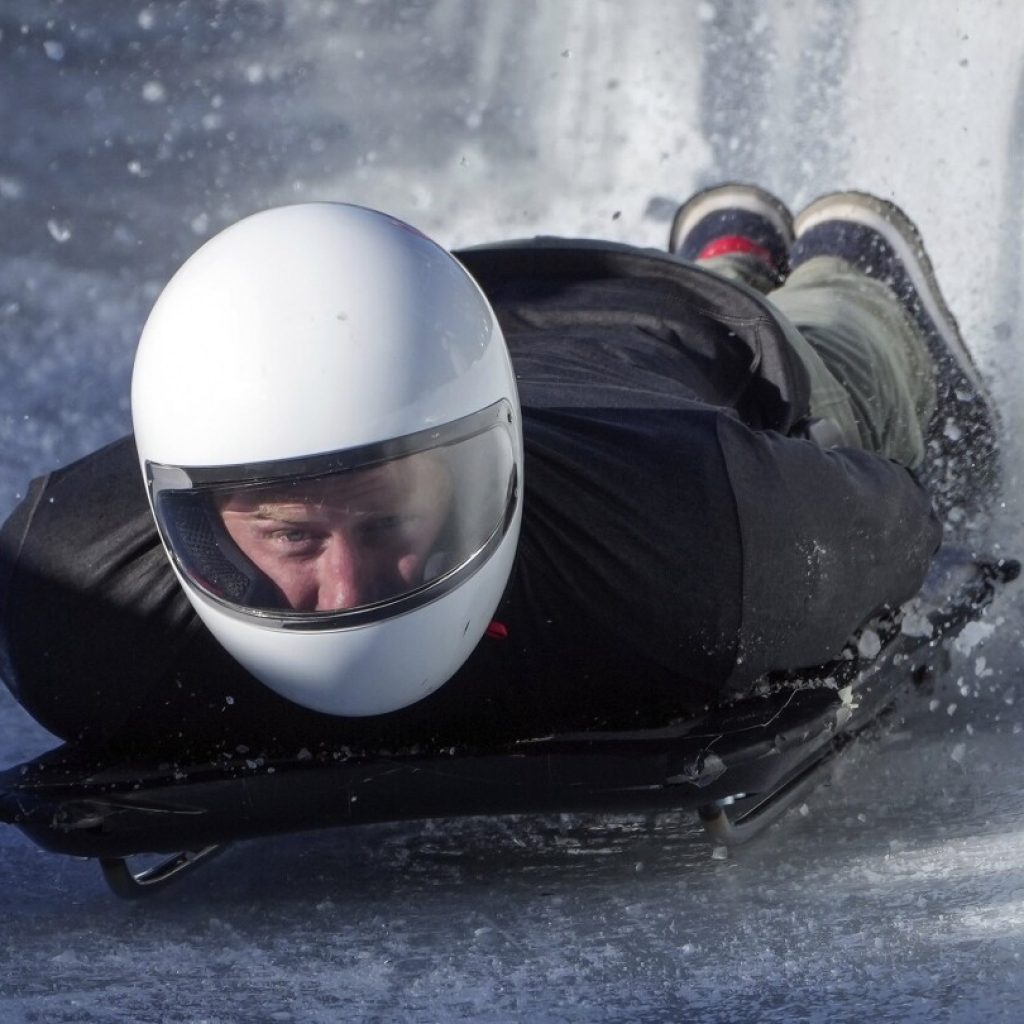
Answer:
[{"xmin": 0, "ymin": 186, "xmax": 997, "ymax": 759}]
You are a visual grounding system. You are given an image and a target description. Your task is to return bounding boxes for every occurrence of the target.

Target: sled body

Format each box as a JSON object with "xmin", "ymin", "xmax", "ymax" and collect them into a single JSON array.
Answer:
[{"xmin": 0, "ymin": 548, "xmax": 1014, "ymax": 896}]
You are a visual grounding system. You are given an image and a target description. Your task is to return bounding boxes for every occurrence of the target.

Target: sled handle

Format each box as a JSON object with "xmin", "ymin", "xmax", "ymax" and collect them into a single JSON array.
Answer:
[
  {"xmin": 100, "ymin": 845, "xmax": 226, "ymax": 899},
  {"xmin": 698, "ymin": 738, "xmax": 845, "ymax": 847}
]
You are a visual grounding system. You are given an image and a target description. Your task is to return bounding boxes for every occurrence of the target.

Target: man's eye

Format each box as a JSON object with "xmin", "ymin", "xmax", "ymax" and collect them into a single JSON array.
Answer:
[
  {"xmin": 360, "ymin": 514, "xmax": 407, "ymax": 540},
  {"xmin": 272, "ymin": 528, "xmax": 315, "ymax": 545}
]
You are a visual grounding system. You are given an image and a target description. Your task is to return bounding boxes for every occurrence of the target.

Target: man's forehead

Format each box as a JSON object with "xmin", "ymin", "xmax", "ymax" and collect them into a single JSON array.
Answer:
[{"xmin": 219, "ymin": 463, "xmax": 403, "ymax": 513}]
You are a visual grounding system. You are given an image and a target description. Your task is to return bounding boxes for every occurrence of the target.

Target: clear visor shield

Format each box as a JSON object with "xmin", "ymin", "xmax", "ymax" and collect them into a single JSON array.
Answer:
[{"xmin": 149, "ymin": 403, "xmax": 518, "ymax": 627}]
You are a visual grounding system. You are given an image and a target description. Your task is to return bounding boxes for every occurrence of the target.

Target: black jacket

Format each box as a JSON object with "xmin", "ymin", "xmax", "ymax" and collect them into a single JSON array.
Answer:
[
  {"xmin": 453, "ymin": 241, "xmax": 940, "ymax": 730},
  {"xmin": 0, "ymin": 241, "xmax": 941, "ymax": 754}
]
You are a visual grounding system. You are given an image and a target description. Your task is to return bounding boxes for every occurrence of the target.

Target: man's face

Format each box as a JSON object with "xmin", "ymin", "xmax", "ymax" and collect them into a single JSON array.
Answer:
[{"xmin": 217, "ymin": 454, "xmax": 453, "ymax": 612}]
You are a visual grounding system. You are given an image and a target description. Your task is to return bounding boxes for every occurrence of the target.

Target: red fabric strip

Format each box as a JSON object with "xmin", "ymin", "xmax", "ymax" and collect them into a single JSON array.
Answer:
[{"xmin": 698, "ymin": 235, "xmax": 775, "ymax": 266}]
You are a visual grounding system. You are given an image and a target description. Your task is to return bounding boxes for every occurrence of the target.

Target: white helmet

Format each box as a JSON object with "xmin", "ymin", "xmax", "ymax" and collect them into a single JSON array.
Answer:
[{"xmin": 131, "ymin": 203, "xmax": 522, "ymax": 716}]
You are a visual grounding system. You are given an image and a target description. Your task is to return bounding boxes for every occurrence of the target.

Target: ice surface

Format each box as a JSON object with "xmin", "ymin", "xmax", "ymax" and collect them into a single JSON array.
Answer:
[
  {"xmin": 4, "ymin": 0, "xmax": 1024, "ymax": 1020},
  {"xmin": 953, "ymin": 619, "xmax": 997, "ymax": 655},
  {"xmin": 856, "ymin": 628, "xmax": 882, "ymax": 661},
  {"xmin": 900, "ymin": 605, "xmax": 934, "ymax": 640}
]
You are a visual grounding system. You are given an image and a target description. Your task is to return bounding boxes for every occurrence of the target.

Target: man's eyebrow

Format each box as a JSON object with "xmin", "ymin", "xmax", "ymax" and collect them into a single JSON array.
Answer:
[{"xmin": 224, "ymin": 505, "xmax": 308, "ymax": 522}]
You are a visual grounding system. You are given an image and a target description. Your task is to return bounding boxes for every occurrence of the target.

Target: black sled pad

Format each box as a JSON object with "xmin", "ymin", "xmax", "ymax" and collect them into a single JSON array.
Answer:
[{"xmin": 0, "ymin": 547, "xmax": 1017, "ymax": 897}]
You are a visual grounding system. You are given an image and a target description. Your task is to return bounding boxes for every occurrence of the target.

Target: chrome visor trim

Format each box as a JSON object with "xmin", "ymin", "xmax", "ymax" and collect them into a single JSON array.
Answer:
[{"xmin": 146, "ymin": 401, "xmax": 518, "ymax": 631}]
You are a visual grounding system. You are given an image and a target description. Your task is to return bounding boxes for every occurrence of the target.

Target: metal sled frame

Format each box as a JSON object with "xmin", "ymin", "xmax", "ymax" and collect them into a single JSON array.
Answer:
[{"xmin": 1, "ymin": 551, "xmax": 1015, "ymax": 898}]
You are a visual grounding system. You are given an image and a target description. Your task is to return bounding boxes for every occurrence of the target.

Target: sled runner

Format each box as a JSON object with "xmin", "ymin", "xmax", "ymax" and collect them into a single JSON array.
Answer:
[{"xmin": 0, "ymin": 547, "xmax": 1016, "ymax": 898}]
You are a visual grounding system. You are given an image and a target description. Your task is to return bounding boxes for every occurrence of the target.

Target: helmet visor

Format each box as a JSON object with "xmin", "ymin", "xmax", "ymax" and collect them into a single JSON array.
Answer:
[{"xmin": 148, "ymin": 402, "xmax": 518, "ymax": 627}]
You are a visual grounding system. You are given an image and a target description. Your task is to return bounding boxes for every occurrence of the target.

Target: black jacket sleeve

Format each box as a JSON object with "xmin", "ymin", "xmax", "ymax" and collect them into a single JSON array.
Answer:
[{"xmin": 715, "ymin": 413, "xmax": 942, "ymax": 685}]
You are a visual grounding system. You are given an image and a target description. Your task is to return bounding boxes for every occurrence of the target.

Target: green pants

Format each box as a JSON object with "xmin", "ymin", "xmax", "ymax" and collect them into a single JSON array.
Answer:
[{"xmin": 702, "ymin": 253, "xmax": 937, "ymax": 469}]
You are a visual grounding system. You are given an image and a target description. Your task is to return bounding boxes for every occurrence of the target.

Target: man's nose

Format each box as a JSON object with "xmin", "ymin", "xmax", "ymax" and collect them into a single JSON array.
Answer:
[{"xmin": 316, "ymin": 531, "xmax": 371, "ymax": 611}]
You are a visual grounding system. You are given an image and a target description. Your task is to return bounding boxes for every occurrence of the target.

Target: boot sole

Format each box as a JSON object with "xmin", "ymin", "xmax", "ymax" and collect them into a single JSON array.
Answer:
[{"xmin": 793, "ymin": 191, "xmax": 984, "ymax": 394}]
